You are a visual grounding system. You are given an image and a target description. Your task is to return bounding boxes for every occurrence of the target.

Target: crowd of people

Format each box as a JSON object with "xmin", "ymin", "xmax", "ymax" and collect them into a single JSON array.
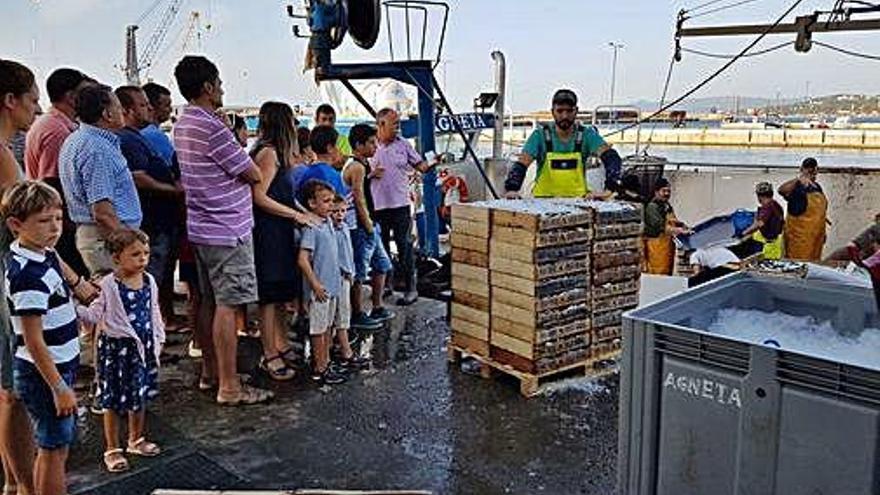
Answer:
[{"xmin": 0, "ymin": 54, "xmax": 438, "ymax": 494}]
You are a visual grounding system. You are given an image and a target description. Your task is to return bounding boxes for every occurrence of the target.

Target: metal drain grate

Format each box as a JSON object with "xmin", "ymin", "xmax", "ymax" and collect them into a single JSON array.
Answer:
[{"xmin": 74, "ymin": 451, "xmax": 245, "ymax": 495}]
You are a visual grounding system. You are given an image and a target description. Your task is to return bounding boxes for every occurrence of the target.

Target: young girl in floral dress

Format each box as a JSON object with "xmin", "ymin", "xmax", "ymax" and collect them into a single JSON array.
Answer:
[{"xmin": 77, "ymin": 229, "xmax": 165, "ymax": 473}]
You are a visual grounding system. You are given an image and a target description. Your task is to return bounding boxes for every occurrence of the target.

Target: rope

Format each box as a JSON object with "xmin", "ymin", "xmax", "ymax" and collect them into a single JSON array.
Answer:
[
  {"xmin": 642, "ymin": 53, "xmax": 677, "ymax": 154},
  {"xmin": 603, "ymin": 0, "xmax": 806, "ymax": 139},
  {"xmin": 680, "ymin": 40, "xmax": 795, "ymax": 59},
  {"xmin": 814, "ymin": 40, "xmax": 880, "ymax": 61},
  {"xmin": 686, "ymin": 0, "xmax": 763, "ymax": 19}
]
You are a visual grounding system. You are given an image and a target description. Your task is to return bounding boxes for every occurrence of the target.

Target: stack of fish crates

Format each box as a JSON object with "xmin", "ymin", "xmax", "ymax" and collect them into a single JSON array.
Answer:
[
  {"xmin": 449, "ymin": 199, "xmax": 643, "ymax": 395},
  {"xmin": 585, "ymin": 201, "xmax": 643, "ymax": 357},
  {"xmin": 449, "ymin": 203, "xmax": 491, "ymax": 356},
  {"xmin": 486, "ymin": 200, "xmax": 595, "ymax": 374}
]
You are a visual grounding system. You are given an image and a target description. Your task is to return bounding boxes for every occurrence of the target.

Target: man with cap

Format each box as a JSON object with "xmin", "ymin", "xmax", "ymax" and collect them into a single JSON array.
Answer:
[
  {"xmin": 732, "ymin": 181, "xmax": 785, "ymax": 260},
  {"xmin": 504, "ymin": 89, "xmax": 623, "ymax": 199},
  {"xmin": 643, "ymin": 177, "xmax": 689, "ymax": 275}
]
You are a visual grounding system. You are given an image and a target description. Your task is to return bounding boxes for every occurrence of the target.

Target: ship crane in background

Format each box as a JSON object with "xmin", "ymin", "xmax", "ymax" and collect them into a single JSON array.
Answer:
[
  {"xmin": 675, "ymin": 0, "xmax": 880, "ymax": 60},
  {"xmin": 123, "ymin": 0, "xmax": 184, "ymax": 85},
  {"xmin": 288, "ymin": 0, "xmax": 501, "ymax": 260}
]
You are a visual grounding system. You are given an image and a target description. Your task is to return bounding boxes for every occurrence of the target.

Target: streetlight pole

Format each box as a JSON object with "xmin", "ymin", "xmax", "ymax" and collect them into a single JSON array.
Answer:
[{"xmin": 608, "ymin": 42, "xmax": 624, "ymax": 121}]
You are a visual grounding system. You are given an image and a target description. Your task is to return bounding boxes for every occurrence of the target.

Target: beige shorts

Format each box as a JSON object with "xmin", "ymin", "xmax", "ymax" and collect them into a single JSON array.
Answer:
[
  {"xmin": 75, "ymin": 224, "xmax": 113, "ymax": 276},
  {"xmin": 309, "ymin": 296, "xmax": 337, "ymax": 335},
  {"xmin": 335, "ymin": 278, "xmax": 351, "ymax": 330},
  {"xmin": 193, "ymin": 238, "xmax": 258, "ymax": 307}
]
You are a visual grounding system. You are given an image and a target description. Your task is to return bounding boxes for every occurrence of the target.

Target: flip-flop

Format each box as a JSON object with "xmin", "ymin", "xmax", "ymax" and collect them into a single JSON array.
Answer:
[
  {"xmin": 103, "ymin": 449, "xmax": 130, "ymax": 473},
  {"xmin": 216, "ymin": 384, "xmax": 274, "ymax": 406},
  {"xmin": 126, "ymin": 437, "xmax": 161, "ymax": 457}
]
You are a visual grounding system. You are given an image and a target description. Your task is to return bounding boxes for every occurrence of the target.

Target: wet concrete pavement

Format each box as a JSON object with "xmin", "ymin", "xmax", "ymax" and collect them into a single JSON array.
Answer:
[{"xmin": 68, "ymin": 298, "xmax": 620, "ymax": 495}]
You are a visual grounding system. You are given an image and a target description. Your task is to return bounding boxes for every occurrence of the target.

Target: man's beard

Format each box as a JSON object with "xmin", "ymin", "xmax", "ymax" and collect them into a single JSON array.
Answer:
[{"xmin": 556, "ymin": 119, "xmax": 574, "ymax": 130}]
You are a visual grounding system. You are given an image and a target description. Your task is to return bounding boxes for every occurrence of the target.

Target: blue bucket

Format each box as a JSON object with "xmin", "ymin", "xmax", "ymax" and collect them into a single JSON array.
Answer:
[{"xmin": 732, "ymin": 209, "xmax": 755, "ymax": 237}]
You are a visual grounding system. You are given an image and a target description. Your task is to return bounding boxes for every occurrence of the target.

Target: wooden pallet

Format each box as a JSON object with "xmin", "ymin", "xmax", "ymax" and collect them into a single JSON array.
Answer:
[{"xmin": 447, "ymin": 344, "xmax": 619, "ymax": 397}]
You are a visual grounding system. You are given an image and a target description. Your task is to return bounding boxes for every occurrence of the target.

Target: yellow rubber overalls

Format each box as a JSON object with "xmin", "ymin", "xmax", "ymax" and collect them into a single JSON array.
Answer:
[
  {"xmin": 532, "ymin": 125, "xmax": 590, "ymax": 198},
  {"xmin": 784, "ymin": 189, "xmax": 828, "ymax": 261}
]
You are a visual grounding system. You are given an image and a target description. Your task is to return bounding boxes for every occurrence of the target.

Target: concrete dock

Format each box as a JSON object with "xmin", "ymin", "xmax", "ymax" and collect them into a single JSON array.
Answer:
[{"xmin": 66, "ymin": 299, "xmax": 619, "ymax": 495}]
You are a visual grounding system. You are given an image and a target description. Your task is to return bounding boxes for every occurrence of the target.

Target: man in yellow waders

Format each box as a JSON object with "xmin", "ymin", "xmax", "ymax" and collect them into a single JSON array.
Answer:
[
  {"xmin": 735, "ymin": 182, "xmax": 785, "ymax": 260},
  {"xmin": 643, "ymin": 177, "xmax": 690, "ymax": 275},
  {"xmin": 503, "ymin": 89, "xmax": 623, "ymax": 199},
  {"xmin": 778, "ymin": 157, "xmax": 828, "ymax": 261}
]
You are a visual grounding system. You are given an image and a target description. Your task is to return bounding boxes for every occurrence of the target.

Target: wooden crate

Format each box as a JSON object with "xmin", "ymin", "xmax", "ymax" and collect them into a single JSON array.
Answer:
[
  {"xmin": 451, "ymin": 248, "xmax": 488, "ymax": 268},
  {"xmin": 450, "ymin": 232, "xmax": 488, "ymax": 253},
  {"xmin": 450, "ymin": 332, "xmax": 489, "ymax": 357}
]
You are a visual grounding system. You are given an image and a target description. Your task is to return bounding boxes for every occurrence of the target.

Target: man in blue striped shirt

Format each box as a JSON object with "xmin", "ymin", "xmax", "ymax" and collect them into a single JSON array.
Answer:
[
  {"xmin": 2, "ymin": 181, "xmax": 80, "ymax": 495},
  {"xmin": 59, "ymin": 84, "xmax": 141, "ymax": 276}
]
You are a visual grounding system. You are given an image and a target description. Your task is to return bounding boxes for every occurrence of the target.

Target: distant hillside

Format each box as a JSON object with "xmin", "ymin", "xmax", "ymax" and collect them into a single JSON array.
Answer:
[
  {"xmin": 627, "ymin": 96, "xmax": 800, "ymax": 114},
  {"xmin": 627, "ymin": 94, "xmax": 880, "ymax": 115}
]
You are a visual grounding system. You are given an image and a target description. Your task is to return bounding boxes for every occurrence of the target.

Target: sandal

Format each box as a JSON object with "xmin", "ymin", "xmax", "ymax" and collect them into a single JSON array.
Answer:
[
  {"xmin": 259, "ymin": 355, "xmax": 295, "ymax": 381},
  {"xmin": 3, "ymin": 484, "xmax": 17, "ymax": 495},
  {"xmin": 103, "ymin": 449, "xmax": 130, "ymax": 473},
  {"xmin": 216, "ymin": 383, "xmax": 274, "ymax": 406},
  {"xmin": 278, "ymin": 347, "xmax": 303, "ymax": 369},
  {"xmin": 126, "ymin": 437, "xmax": 161, "ymax": 457}
]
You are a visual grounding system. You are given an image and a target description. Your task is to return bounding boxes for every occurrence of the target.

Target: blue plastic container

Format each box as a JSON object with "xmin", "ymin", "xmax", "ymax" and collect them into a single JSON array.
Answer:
[{"xmin": 732, "ymin": 209, "xmax": 756, "ymax": 237}]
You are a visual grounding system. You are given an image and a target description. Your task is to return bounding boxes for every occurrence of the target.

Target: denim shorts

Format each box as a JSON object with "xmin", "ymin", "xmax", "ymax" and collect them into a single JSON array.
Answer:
[
  {"xmin": 14, "ymin": 363, "xmax": 77, "ymax": 450},
  {"xmin": 351, "ymin": 224, "xmax": 393, "ymax": 283}
]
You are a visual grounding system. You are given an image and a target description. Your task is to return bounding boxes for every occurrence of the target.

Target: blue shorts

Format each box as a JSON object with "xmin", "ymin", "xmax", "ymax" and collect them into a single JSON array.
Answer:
[
  {"xmin": 351, "ymin": 224, "xmax": 393, "ymax": 283},
  {"xmin": 14, "ymin": 363, "xmax": 77, "ymax": 450}
]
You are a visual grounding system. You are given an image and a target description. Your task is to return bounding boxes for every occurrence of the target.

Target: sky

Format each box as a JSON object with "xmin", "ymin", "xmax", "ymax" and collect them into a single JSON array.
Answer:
[{"xmin": 4, "ymin": 0, "xmax": 880, "ymax": 113}]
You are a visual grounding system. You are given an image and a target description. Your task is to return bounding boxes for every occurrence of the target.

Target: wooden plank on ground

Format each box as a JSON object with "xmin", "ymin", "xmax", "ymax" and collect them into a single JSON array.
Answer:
[
  {"xmin": 451, "ymin": 302, "xmax": 489, "ymax": 327},
  {"xmin": 488, "ymin": 240, "xmax": 534, "ymax": 263},
  {"xmin": 451, "ymin": 248, "xmax": 488, "ymax": 268},
  {"xmin": 450, "ymin": 233, "xmax": 488, "ymax": 253},
  {"xmin": 491, "ymin": 331, "xmax": 534, "ymax": 360},
  {"xmin": 451, "ymin": 275, "xmax": 489, "ymax": 298},
  {"xmin": 451, "ymin": 317, "xmax": 488, "ymax": 340}
]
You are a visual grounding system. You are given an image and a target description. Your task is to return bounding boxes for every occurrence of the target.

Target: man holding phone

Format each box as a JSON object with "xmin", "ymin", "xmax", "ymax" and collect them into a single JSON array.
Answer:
[{"xmin": 371, "ymin": 108, "xmax": 436, "ymax": 306}]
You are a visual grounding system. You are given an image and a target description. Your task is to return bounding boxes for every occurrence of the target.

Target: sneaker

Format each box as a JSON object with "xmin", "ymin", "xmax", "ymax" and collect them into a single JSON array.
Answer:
[
  {"xmin": 396, "ymin": 290, "xmax": 418, "ymax": 306},
  {"xmin": 313, "ymin": 367, "xmax": 347, "ymax": 385},
  {"xmin": 369, "ymin": 306, "xmax": 395, "ymax": 322},
  {"xmin": 351, "ymin": 312, "xmax": 383, "ymax": 330},
  {"xmin": 339, "ymin": 355, "xmax": 371, "ymax": 371}
]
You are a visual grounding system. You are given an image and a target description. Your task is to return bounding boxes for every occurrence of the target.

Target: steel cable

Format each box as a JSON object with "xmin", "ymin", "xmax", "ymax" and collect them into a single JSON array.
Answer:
[{"xmin": 603, "ymin": 0, "xmax": 805, "ymax": 138}]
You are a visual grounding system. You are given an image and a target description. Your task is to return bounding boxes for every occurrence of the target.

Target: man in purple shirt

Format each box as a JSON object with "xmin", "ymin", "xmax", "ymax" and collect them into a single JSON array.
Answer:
[
  {"xmin": 172, "ymin": 56, "xmax": 271, "ymax": 406},
  {"xmin": 371, "ymin": 108, "xmax": 434, "ymax": 306}
]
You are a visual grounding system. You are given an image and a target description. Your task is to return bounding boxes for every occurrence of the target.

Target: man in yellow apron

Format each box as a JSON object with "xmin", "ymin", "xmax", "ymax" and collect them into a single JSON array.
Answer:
[
  {"xmin": 736, "ymin": 182, "xmax": 785, "ymax": 260},
  {"xmin": 643, "ymin": 177, "xmax": 689, "ymax": 275},
  {"xmin": 778, "ymin": 158, "xmax": 828, "ymax": 261},
  {"xmin": 503, "ymin": 89, "xmax": 623, "ymax": 198}
]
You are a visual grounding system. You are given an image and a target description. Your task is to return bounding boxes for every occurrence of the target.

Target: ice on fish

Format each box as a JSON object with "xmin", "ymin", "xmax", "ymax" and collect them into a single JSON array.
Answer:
[{"xmin": 707, "ymin": 308, "xmax": 880, "ymax": 371}]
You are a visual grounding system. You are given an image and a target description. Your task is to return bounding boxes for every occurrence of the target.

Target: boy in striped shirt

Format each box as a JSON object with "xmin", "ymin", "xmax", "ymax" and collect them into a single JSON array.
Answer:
[{"xmin": 2, "ymin": 181, "xmax": 79, "ymax": 495}]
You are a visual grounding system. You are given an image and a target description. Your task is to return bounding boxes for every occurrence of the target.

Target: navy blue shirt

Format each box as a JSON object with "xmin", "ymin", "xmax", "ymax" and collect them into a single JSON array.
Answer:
[
  {"xmin": 295, "ymin": 161, "xmax": 349, "ymax": 205},
  {"xmin": 117, "ymin": 126, "xmax": 180, "ymax": 230}
]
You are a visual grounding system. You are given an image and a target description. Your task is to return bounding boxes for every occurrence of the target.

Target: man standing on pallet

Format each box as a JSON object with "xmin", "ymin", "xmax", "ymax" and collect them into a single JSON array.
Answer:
[{"xmin": 503, "ymin": 89, "xmax": 623, "ymax": 199}]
